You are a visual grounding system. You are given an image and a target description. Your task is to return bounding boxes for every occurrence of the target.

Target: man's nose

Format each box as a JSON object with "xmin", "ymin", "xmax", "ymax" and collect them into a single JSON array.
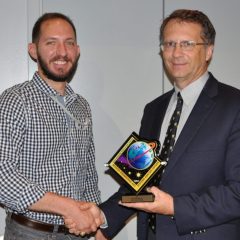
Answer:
[
  {"xmin": 172, "ymin": 44, "xmax": 184, "ymax": 56},
  {"xmin": 56, "ymin": 42, "xmax": 67, "ymax": 56}
]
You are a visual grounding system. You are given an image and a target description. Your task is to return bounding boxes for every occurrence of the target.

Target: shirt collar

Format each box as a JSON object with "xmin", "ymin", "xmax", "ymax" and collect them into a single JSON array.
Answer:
[
  {"xmin": 174, "ymin": 71, "xmax": 209, "ymax": 106},
  {"xmin": 32, "ymin": 72, "xmax": 77, "ymax": 99}
]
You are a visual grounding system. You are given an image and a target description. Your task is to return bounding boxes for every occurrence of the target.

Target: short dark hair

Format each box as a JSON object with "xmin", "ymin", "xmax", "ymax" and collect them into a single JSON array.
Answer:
[
  {"xmin": 160, "ymin": 9, "xmax": 216, "ymax": 45},
  {"xmin": 32, "ymin": 12, "xmax": 77, "ymax": 43}
]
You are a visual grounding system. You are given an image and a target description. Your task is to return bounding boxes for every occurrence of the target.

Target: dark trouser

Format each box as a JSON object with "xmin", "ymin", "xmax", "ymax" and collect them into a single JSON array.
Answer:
[
  {"xmin": 147, "ymin": 228, "xmax": 156, "ymax": 240},
  {"xmin": 4, "ymin": 214, "xmax": 88, "ymax": 240}
]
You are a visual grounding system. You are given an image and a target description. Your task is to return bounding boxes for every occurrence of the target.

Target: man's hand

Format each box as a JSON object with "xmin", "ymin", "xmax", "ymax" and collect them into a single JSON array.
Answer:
[
  {"xmin": 79, "ymin": 202, "xmax": 105, "ymax": 228},
  {"xmin": 119, "ymin": 186, "xmax": 174, "ymax": 215},
  {"xmin": 64, "ymin": 202, "xmax": 105, "ymax": 236}
]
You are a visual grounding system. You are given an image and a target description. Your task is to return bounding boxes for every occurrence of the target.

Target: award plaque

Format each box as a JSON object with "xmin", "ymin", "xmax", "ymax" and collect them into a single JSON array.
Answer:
[{"xmin": 106, "ymin": 132, "xmax": 167, "ymax": 203}]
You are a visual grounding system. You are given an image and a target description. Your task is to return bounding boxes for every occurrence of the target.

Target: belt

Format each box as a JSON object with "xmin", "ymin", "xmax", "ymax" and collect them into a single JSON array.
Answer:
[{"xmin": 10, "ymin": 213, "xmax": 69, "ymax": 234}]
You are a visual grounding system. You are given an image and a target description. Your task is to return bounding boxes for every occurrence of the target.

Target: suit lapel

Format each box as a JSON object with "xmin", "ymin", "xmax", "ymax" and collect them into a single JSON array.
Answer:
[
  {"xmin": 161, "ymin": 75, "xmax": 218, "ymax": 181},
  {"xmin": 140, "ymin": 90, "xmax": 174, "ymax": 141},
  {"xmin": 152, "ymin": 95, "xmax": 172, "ymax": 140}
]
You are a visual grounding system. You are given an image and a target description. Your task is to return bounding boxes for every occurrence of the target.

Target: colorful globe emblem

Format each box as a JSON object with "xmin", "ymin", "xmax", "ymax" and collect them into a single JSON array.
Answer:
[{"xmin": 127, "ymin": 141, "xmax": 155, "ymax": 170}]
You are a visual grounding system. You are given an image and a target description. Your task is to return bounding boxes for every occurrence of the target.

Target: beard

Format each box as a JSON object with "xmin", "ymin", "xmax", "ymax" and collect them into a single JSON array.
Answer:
[{"xmin": 37, "ymin": 52, "xmax": 79, "ymax": 83}]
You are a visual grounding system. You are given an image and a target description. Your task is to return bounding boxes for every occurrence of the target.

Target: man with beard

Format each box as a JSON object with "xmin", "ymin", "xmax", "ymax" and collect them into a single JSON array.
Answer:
[{"xmin": 0, "ymin": 12, "xmax": 104, "ymax": 240}]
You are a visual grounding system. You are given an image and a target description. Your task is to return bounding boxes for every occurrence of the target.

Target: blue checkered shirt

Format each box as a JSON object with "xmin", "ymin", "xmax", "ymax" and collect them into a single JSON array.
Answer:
[{"xmin": 0, "ymin": 72, "xmax": 101, "ymax": 224}]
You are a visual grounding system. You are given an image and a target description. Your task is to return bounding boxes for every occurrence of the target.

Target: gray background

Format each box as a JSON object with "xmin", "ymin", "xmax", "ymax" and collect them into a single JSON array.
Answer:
[{"xmin": 0, "ymin": 0, "xmax": 239, "ymax": 239}]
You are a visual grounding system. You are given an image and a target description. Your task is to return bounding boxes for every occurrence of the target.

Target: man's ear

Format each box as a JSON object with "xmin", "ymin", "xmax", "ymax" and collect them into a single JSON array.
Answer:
[
  {"xmin": 206, "ymin": 44, "xmax": 214, "ymax": 62},
  {"xmin": 28, "ymin": 43, "xmax": 37, "ymax": 62}
]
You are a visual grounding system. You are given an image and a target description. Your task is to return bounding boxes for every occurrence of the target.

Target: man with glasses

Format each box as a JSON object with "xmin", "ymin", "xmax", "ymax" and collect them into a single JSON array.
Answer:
[{"xmin": 88, "ymin": 9, "xmax": 240, "ymax": 240}]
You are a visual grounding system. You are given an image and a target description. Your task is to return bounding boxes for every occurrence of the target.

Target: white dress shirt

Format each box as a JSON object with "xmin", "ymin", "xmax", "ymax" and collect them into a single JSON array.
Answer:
[{"xmin": 159, "ymin": 72, "xmax": 209, "ymax": 150}]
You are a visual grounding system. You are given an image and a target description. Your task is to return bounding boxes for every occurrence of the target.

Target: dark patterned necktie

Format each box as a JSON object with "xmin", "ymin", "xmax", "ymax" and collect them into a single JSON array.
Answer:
[{"xmin": 148, "ymin": 92, "xmax": 183, "ymax": 233}]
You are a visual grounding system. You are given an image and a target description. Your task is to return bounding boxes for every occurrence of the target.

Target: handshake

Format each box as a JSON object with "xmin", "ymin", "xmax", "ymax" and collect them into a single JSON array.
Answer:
[
  {"xmin": 63, "ymin": 200, "xmax": 107, "ymax": 239},
  {"xmin": 29, "ymin": 192, "xmax": 108, "ymax": 239}
]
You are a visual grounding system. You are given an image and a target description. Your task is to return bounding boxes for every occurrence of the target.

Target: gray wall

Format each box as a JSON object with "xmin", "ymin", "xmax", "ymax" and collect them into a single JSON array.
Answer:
[{"xmin": 0, "ymin": 1, "xmax": 239, "ymax": 239}]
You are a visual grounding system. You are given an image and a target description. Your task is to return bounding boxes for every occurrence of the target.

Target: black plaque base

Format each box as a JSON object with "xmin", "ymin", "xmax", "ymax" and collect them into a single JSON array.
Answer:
[{"xmin": 121, "ymin": 193, "xmax": 155, "ymax": 203}]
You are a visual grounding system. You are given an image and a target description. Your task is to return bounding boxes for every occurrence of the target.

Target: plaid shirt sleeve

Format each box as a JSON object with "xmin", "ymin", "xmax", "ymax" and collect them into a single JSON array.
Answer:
[
  {"xmin": 83, "ymin": 126, "xmax": 101, "ymax": 204},
  {"xmin": 0, "ymin": 89, "xmax": 46, "ymax": 213}
]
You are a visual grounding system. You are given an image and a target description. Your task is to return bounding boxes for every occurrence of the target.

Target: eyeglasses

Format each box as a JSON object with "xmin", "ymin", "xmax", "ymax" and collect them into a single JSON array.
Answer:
[{"xmin": 160, "ymin": 40, "xmax": 209, "ymax": 52}]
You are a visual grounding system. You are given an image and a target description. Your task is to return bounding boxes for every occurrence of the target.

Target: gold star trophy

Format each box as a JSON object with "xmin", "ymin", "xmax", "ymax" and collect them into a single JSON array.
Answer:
[{"xmin": 105, "ymin": 132, "xmax": 167, "ymax": 203}]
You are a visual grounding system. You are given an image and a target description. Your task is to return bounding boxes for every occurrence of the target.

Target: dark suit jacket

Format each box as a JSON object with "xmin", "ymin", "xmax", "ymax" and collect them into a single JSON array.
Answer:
[{"xmin": 100, "ymin": 73, "xmax": 240, "ymax": 239}]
